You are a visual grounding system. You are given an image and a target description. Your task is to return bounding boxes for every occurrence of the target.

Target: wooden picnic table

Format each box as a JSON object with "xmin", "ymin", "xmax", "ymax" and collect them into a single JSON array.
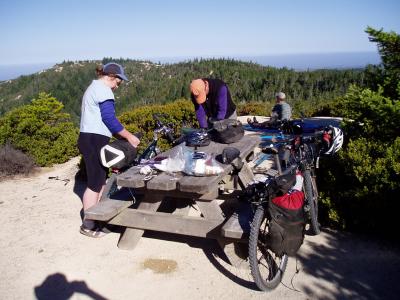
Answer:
[{"xmin": 85, "ymin": 134, "xmax": 262, "ymax": 264}]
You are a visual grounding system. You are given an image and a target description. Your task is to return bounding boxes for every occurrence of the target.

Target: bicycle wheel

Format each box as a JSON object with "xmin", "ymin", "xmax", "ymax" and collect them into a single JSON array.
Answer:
[
  {"xmin": 303, "ymin": 169, "xmax": 320, "ymax": 235},
  {"xmin": 248, "ymin": 205, "xmax": 288, "ymax": 291}
]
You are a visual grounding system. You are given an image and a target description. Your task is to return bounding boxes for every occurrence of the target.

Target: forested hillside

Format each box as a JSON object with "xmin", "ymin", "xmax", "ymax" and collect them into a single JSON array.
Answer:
[{"xmin": 0, "ymin": 58, "xmax": 367, "ymax": 123}]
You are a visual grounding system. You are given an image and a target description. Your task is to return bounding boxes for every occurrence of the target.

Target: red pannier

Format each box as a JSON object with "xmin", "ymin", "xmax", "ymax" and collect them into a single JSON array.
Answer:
[{"xmin": 267, "ymin": 177, "xmax": 306, "ymax": 257}]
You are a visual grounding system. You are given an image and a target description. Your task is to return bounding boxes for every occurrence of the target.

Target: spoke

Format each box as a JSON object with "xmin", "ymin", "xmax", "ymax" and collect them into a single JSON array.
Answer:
[{"xmin": 258, "ymin": 258, "xmax": 269, "ymax": 270}]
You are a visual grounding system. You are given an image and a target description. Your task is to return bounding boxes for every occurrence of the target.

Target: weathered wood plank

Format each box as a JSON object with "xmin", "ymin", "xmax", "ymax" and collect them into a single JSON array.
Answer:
[
  {"xmin": 173, "ymin": 205, "xmax": 191, "ymax": 216},
  {"xmin": 84, "ymin": 198, "xmax": 133, "ymax": 221},
  {"xmin": 177, "ymin": 176, "xmax": 221, "ymax": 194},
  {"xmin": 116, "ymin": 167, "xmax": 146, "ymax": 188},
  {"xmin": 146, "ymin": 172, "xmax": 182, "ymax": 191},
  {"xmin": 196, "ymin": 200, "xmax": 225, "ymax": 221},
  {"xmin": 221, "ymin": 203, "xmax": 253, "ymax": 239},
  {"xmin": 109, "ymin": 209, "xmax": 223, "ymax": 239},
  {"xmin": 117, "ymin": 194, "xmax": 163, "ymax": 250},
  {"xmin": 237, "ymin": 163, "xmax": 255, "ymax": 189}
]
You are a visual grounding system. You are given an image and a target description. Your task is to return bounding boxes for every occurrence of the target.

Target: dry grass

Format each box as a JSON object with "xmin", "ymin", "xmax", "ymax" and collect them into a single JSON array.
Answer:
[{"xmin": 0, "ymin": 143, "xmax": 36, "ymax": 179}]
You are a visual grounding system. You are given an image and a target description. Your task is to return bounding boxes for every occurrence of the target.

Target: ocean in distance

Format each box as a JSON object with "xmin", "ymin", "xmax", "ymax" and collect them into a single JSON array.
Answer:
[
  {"xmin": 0, "ymin": 63, "xmax": 55, "ymax": 81},
  {"xmin": 0, "ymin": 52, "xmax": 380, "ymax": 81}
]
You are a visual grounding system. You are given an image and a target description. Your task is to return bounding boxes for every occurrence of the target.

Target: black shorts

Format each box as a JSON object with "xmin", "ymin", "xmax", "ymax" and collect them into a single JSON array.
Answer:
[{"xmin": 78, "ymin": 132, "xmax": 110, "ymax": 193}]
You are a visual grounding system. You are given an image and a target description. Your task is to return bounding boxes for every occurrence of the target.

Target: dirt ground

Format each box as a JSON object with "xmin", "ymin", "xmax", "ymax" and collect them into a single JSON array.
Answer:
[{"xmin": 1, "ymin": 155, "xmax": 400, "ymax": 300}]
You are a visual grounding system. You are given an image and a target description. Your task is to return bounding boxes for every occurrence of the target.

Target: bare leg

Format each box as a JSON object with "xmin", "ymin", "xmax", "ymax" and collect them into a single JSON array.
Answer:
[
  {"xmin": 82, "ymin": 187, "xmax": 100, "ymax": 229},
  {"xmin": 97, "ymin": 185, "xmax": 105, "ymax": 202},
  {"xmin": 82, "ymin": 187, "xmax": 100, "ymax": 210}
]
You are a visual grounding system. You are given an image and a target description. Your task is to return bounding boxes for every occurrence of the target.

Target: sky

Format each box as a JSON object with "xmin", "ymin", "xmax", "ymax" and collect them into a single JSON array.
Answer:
[{"xmin": 0, "ymin": 0, "xmax": 399, "ymax": 65}]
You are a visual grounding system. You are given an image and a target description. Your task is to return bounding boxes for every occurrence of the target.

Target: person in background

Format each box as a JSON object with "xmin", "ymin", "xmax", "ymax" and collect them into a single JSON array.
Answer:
[
  {"xmin": 248, "ymin": 92, "xmax": 292, "ymax": 128},
  {"xmin": 271, "ymin": 92, "xmax": 292, "ymax": 123},
  {"xmin": 77, "ymin": 62, "xmax": 140, "ymax": 238},
  {"xmin": 190, "ymin": 78, "xmax": 237, "ymax": 129}
]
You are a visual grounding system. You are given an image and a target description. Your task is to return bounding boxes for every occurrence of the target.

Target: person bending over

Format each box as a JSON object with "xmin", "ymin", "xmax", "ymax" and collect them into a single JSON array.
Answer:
[{"xmin": 190, "ymin": 78, "xmax": 237, "ymax": 129}]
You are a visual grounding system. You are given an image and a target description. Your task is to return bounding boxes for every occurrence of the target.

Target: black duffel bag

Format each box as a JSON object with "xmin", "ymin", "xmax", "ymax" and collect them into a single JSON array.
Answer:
[
  {"xmin": 100, "ymin": 139, "xmax": 137, "ymax": 169},
  {"xmin": 210, "ymin": 119, "xmax": 244, "ymax": 144}
]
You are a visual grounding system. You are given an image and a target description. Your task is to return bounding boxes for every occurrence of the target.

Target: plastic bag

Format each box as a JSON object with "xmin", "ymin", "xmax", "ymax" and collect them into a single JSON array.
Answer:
[
  {"xmin": 154, "ymin": 144, "xmax": 186, "ymax": 173},
  {"xmin": 184, "ymin": 151, "xmax": 224, "ymax": 176}
]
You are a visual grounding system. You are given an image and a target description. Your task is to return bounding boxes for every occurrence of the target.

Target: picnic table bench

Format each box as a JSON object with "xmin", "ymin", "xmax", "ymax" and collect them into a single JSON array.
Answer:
[{"xmin": 85, "ymin": 135, "xmax": 262, "ymax": 264}]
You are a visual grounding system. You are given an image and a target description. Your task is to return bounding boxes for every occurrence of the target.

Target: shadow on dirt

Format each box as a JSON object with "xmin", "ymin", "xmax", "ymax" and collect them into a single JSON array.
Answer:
[
  {"xmin": 296, "ymin": 229, "xmax": 400, "ymax": 299},
  {"xmin": 144, "ymin": 227, "xmax": 400, "ymax": 298},
  {"xmin": 34, "ymin": 273, "xmax": 108, "ymax": 300}
]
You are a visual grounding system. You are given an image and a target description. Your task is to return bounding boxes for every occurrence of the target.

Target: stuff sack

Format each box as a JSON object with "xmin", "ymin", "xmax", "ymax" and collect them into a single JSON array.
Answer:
[
  {"xmin": 267, "ymin": 190, "xmax": 305, "ymax": 256},
  {"xmin": 210, "ymin": 119, "xmax": 244, "ymax": 144},
  {"xmin": 185, "ymin": 129, "xmax": 211, "ymax": 147},
  {"xmin": 275, "ymin": 171, "xmax": 296, "ymax": 195},
  {"xmin": 100, "ymin": 139, "xmax": 137, "ymax": 169},
  {"xmin": 216, "ymin": 147, "xmax": 240, "ymax": 164}
]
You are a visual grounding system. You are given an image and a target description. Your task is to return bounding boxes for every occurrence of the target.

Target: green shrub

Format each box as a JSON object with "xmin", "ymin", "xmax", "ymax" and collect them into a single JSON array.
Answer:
[
  {"xmin": 237, "ymin": 101, "xmax": 273, "ymax": 116},
  {"xmin": 0, "ymin": 92, "xmax": 79, "ymax": 166},
  {"xmin": 318, "ymin": 86, "xmax": 400, "ymax": 238}
]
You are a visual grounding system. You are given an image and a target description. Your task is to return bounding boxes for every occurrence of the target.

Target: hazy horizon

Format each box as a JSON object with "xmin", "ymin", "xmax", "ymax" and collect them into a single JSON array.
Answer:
[{"xmin": 0, "ymin": 51, "xmax": 381, "ymax": 82}]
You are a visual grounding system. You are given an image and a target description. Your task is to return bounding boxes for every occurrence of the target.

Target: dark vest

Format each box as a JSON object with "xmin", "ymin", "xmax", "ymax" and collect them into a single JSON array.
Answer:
[{"xmin": 200, "ymin": 78, "xmax": 236, "ymax": 119}]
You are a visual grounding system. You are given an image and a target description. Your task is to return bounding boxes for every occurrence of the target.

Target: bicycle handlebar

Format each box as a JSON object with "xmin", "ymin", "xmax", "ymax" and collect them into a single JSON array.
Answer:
[{"xmin": 152, "ymin": 113, "xmax": 176, "ymax": 143}]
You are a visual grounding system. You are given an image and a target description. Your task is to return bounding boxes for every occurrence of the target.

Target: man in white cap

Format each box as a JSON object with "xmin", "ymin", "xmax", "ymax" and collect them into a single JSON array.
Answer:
[
  {"xmin": 271, "ymin": 92, "xmax": 292, "ymax": 123},
  {"xmin": 248, "ymin": 91, "xmax": 292, "ymax": 128}
]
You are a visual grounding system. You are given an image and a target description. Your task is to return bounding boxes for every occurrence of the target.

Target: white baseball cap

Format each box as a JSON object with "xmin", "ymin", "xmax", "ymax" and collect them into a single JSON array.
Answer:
[{"xmin": 275, "ymin": 92, "xmax": 286, "ymax": 99}]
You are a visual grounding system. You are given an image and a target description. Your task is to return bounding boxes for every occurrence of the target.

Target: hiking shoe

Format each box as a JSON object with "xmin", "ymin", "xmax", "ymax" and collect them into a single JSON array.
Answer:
[
  {"xmin": 96, "ymin": 222, "xmax": 120, "ymax": 234},
  {"xmin": 79, "ymin": 225, "xmax": 108, "ymax": 238}
]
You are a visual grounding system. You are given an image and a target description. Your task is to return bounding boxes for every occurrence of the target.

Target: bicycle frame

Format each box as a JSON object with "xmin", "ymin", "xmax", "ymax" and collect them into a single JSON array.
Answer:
[{"xmin": 102, "ymin": 114, "xmax": 176, "ymax": 200}]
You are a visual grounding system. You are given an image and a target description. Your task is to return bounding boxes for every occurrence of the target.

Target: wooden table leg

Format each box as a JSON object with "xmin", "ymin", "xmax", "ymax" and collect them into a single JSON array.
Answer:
[
  {"xmin": 196, "ymin": 199, "xmax": 247, "ymax": 267},
  {"xmin": 117, "ymin": 194, "xmax": 164, "ymax": 250}
]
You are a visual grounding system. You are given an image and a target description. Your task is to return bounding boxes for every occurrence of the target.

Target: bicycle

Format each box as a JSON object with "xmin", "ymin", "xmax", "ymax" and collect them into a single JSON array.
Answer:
[
  {"xmin": 253, "ymin": 123, "xmax": 327, "ymax": 235},
  {"xmin": 246, "ymin": 132, "xmax": 323, "ymax": 291},
  {"xmin": 287, "ymin": 135, "xmax": 321, "ymax": 235}
]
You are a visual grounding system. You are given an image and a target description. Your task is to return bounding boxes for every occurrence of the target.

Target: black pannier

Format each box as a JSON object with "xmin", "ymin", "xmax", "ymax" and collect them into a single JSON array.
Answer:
[
  {"xmin": 100, "ymin": 139, "xmax": 137, "ymax": 169},
  {"xmin": 210, "ymin": 119, "xmax": 244, "ymax": 144},
  {"xmin": 267, "ymin": 190, "xmax": 305, "ymax": 257}
]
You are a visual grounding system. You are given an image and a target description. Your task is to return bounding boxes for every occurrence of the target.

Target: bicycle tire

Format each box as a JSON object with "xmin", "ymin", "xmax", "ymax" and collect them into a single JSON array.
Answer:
[
  {"xmin": 303, "ymin": 169, "xmax": 320, "ymax": 235},
  {"xmin": 249, "ymin": 205, "xmax": 288, "ymax": 291}
]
